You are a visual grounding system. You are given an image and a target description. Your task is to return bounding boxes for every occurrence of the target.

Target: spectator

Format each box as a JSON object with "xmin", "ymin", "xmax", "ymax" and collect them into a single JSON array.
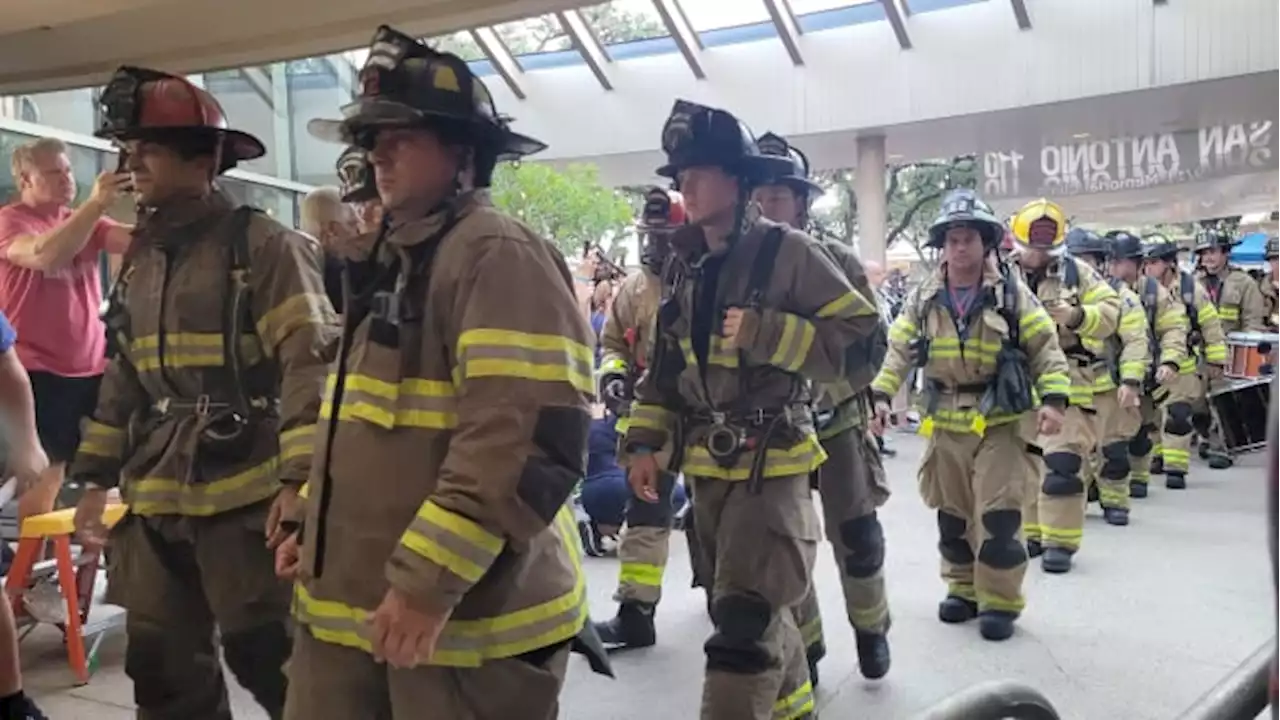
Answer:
[
  {"xmin": 0, "ymin": 138, "xmax": 131, "ymax": 525},
  {"xmin": 299, "ymin": 186, "xmax": 364, "ymax": 310},
  {"xmin": 0, "ymin": 309, "xmax": 49, "ymax": 720},
  {"xmin": 579, "ymin": 413, "xmax": 687, "ymax": 551}
]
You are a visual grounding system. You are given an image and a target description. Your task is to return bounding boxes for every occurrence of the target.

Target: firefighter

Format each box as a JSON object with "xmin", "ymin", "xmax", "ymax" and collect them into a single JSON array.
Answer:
[
  {"xmin": 1263, "ymin": 236, "xmax": 1278, "ymax": 330},
  {"xmin": 1143, "ymin": 238, "xmax": 1228, "ymax": 490},
  {"xmin": 1009, "ymin": 199, "xmax": 1120, "ymax": 574},
  {"xmin": 69, "ymin": 66, "xmax": 336, "ymax": 719},
  {"xmin": 754, "ymin": 131, "xmax": 891, "ymax": 683},
  {"xmin": 1103, "ymin": 232, "xmax": 1188, "ymax": 499},
  {"xmin": 1065, "ymin": 229, "xmax": 1149, "ymax": 526},
  {"xmin": 622, "ymin": 99, "xmax": 879, "ymax": 720},
  {"xmin": 281, "ymin": 26, "xmax": 610, "ymax": 719},
  {"xmin": 870, "ymin": 189, "xmax": 1070, "ymax": 641},
  {"xmin": 1193, "ymin": 229, "xmax": 1268, "ymax": 468},
  {"xmin": 593, "ymin": 187, "xmax": 685, "ymax": 650}
]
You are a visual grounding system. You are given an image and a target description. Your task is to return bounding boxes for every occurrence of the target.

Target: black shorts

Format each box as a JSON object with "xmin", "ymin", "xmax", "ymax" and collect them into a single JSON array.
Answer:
[{"xmin": 29, "ymin": 371, "xmax": 102, "ymax": 463}]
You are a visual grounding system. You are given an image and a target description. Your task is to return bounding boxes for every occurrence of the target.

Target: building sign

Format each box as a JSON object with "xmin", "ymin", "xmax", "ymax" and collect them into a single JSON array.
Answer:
[{"xmin": 981, "ymin": 120, "xmax": 1278, "ymax": 199}]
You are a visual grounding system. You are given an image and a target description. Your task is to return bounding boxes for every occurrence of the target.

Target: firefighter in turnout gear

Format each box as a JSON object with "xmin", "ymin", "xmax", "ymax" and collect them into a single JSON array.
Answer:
[
  {"xmin": 282, "ymin": 27, "xmax": 610, "ymax": 719},
  {"xmin": 1143, "ymin": 239, "xmax": 1228, "ymax": 490},
  {"xmin": 622, "ymin": 99, "xmax": 880, "ymax": 720},
  {"xmin": 1193, "ymin": 228, "xmax": 1267, "ymax": 469},
  {"xmin": 70, "ymin": 66, "xmax": 337, "ymax": 720},
  {"xmin": 870, "ymin": 189, "xmax": 1070, "ymax": 641},
  {"xmin": 1065, "ymin": 229, "xmax": 1149, "ymax": 526},
  {"xmin": 1104, "ymin": 232, "xmax": 1188, "ymax": 499},
  {"xmin": 754, "ymin": 131, "xmax": 892, "ymax": 684},
  {"xmin": 593, "ymin": 187, "xmax": 685, "ymax": 650},
  {"xmin": 1264, "ymin": 236, "xmax": 1279, "ymax": 330},
  {"xmin": 1009, "ymin": 199, "xmax": 1120, "ymax": 574}
]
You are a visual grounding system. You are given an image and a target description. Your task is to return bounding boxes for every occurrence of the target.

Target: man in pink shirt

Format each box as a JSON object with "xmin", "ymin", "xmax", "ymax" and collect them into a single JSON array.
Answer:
[{"xmin": 0, "ymin": 137, "xmax": 132, "ymax": 525}]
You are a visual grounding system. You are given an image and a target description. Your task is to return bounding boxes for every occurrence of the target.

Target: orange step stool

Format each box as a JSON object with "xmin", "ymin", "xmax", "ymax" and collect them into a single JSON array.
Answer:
[{"xmin": 3, "ymin": 504, "xmax": 127, "ymax": 685}]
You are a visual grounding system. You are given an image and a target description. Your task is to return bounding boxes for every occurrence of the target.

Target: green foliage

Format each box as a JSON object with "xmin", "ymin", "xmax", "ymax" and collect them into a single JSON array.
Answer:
[
  {"xmin": 431, "ymin": 3, "xmax": 664, "ymax": 59},
  {"xmin": 490, "ymin": 163, "xmax": 634, "ymax": 257}
]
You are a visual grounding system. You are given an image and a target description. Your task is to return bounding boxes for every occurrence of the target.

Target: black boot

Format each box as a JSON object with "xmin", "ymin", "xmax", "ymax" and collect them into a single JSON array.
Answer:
[
  {"xmin": 1165, "ymin": 472, "xmax": 1187, "ymax": 490},
  {"xmin": 1150, "ymin": 456, "xmax": 1164, "ymax": 475},
  {"xmin": 1026, "ymin": 538, "xmax": 1044, "ymax": 558},
  {"xmin": 1086, "ymin": 483, "xmax": 1100, "ymax": 504},
  {"xmin": 594, "ymin": 601, "xmax": 657, "ymax": 650},
  {"xmin": 978, "ymin": 611, "xmax": 1017, "ymax": 641},
  {"xmin": 1130, "ymin": 481, "xmax": 1148, "ymax": 498},
  {"xmin": 938, "ymin": 596, "xmax": 978, "ymax": 624},
  {"xmin": 855, "ymin": 631, "xmax": 890, "ymax": 679},
  {"xmin": 806, "ymin": 640, "xmax": 825, "ymax": 688},
  {"xmin": 1041, "ymin": 547, "xmax": 1073, "ymax": 574},
  {"xmin": 1103, "ymin": 507, "xmax": 1130, "ymax": 526},
  {"xmin": 1207, "ymin": 453, "xmax": 1233, "ymax": 470}
]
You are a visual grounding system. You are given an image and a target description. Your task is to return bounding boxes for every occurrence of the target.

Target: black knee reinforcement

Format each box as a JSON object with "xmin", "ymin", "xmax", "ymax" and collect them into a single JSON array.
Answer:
[
  {"xmin": 936, "ymin": 511, "xmax": 974, "ymax": 565},
  {"xmin": 1165, "ymin": 402, "xmax": 1194, "ymax": 436},
  {"xmin": 1041, "ymin": 452, "xmax": 1084, "ymax": 496},
  {"xmin": 626, "ymin": 489, "xmax": 673, "ymax": 529},
  {"xmin": 1191, "ymin": 410, "xmax": 1212, "ymax": 437},
  {"xmin": 1129, "ymin": 425, "xmax": 1155, "ymax": 457},
  {"xmin": 977, "ymin": 509, "xmax": 1027, "ymax": 570},
  {"xmin": 705, "ymin": 593, "xmax": 776, "ymax": 675},
  {"xmin": 1100, "ymin": 442, "xmax": 1131, "ymax": 481},
  {"xmin": 838, "ymin": 513, "xmax": 885, "ymax": 579},
  {"xmin": 222, "ymin": 621, "xmax": 291, "ymax": 719}
]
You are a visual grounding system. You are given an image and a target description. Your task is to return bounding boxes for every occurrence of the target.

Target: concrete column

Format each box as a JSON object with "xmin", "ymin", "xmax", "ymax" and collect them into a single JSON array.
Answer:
[{"xmin": 854, "ymin": 134, "xmax": 888, "ymax": 265}]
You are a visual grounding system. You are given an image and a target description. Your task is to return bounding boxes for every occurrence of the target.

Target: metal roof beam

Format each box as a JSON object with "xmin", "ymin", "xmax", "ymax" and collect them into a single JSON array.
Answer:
[
  {"xmin": 557, "ymin": 8, "xmax": 614, "ymax": 90},
  {"xmin": 880, "ymin": 0, "xmax": 912, "ymax": 49},
  {"xmin": 322, "ymin": 55, "xmax": 356, "ymax": 99},
  {"xmin": 237, "ymin": 66, "xmax": 274, "ymax": 109},
  {"xmin": 470, "ymin": 26, "xmax": 526, "ymax": 100},
  {"xmin": 762, "ymin": 0, "xmax": 804, "ymax": 65},
  {"xmin": 1010, "ymin": 0, "xmax": 1032, "ymax": 29},
  {"xmin": 900, "ymin": 0, "xmax": 913, "ymax": 16},
  {"xmin": 652, "ymin": 0, "xmax": 705, "ymax": 79}
]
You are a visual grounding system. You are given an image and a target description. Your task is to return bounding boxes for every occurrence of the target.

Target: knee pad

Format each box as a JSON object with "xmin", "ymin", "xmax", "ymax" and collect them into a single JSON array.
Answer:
[
  {"xmin": 222, "ymin": 621, "xmax": 290, "ymax": 713},
  {"xmin": 626, "ymin": 490, "xmax": 673, "ymax": 529},
  {"xmin": 1100, "ymin": 442, "xmax": 1131, "ymax": 481},
  {"xmin": 977, "ymin": 509, "xmax": 1027, "ymax": 570},
  {"xmin": 1128, "ymin": 425, "xmax": 1154, "ymax": 457},
  {"xmin": 1041, "ymin": 452, "xmax": 1084, "ymax": 496},
  {"xmin": 1165, "ymin": 402, "xmax": 1194, "ymax": 436},
  {"xmin": 936, "ymin": 510, "xmax": 974, "ymax": 565},
  {"xmin": 838, "ymin": 513, "xmax": 885, "ymax": 579},
  {"xmin": 705, "ymin": 593, "xmax": 775, "ymax": 675}
]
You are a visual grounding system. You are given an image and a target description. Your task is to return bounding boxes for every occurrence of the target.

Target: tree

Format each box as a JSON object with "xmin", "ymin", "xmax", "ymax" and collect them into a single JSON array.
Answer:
[
  {"xmin": 430, "ymin": 4, "xmax": 665, "ymax": 59},
  {"xmin": 489, "ymin": 162, "xmax": 635, "ymax": 257}
]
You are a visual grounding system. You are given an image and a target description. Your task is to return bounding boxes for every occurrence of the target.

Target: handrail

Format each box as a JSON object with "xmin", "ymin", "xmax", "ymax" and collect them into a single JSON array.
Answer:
[
  {"xmin": 1177, "ymin": 640, "xmax": 1276, "ymax": 720},
  {"xmin": 913, "ymin": 680, "xmax": 1061, "ymax": 720}
]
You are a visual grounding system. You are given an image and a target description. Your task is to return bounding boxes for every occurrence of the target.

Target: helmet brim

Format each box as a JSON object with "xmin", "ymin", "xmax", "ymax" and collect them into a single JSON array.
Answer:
[
  {"xmin": 339, "ymin": 184, "xmax": 380, "ymax": 204},
  {"xmin": 98, "ymin": 126, "xmax": 266, "ymax": 165},
  {"xmin": 656, "ymin": 154, "xmax": 795, "ymax": 181},
  {"xmin": 772, "ymin": 175, "xmax": 824, "ymax": 197},
  {"xmin": 927, "ymin": 219, "xmax": 1003, "ymax": 249},
  {"xmin": 308, "ymin": 98, "xmax": 547, "ymax": 159}
]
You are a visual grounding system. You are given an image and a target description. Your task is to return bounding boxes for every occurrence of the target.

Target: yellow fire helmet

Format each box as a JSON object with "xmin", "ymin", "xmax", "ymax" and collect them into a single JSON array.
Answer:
[{"xmin": 1010, "ymin": 197, "xmax": 1068, "ymax": 249}]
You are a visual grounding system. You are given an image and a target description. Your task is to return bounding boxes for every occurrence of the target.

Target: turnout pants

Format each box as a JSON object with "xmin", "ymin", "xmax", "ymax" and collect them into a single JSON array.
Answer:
[
  {"xmin": 1090, "ymin": 389, "xmax": 1141, "ymax": 511},
  {"xmin": 1024, "ymin": 405, "xmax": 1095, "ymax": 552},
  {"xmin": 1159, "ymin": 372, "xmax": 1201, "ymax": 476},
  {"xmin": 692, "ymin": 474, "xmax": 818, "ymax": 720},
  {"xmin": 918, "ymin": 422, "xmax": 1028, "ymax": 615},
  {"xmin": 284, "ymin": 630, "xmax": 571, "ymax": 720},
  {"xmin": 792, "ymin": 426, "xmax": 891, "ymax": 659},
  {"xmin": 1128, "ymin": 394, "xmax": 1160, "ymax": 492},
  {"xmin": 614, "ymin": 472, "xmax": 676, "ymax": 604},
  {"xmin": 107, "ymin": 500, "xmax": 292, "ymax": 720}
]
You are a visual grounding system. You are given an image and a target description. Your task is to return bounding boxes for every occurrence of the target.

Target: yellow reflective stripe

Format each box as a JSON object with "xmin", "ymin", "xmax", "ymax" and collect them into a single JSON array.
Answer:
[
  {"xmin": 768, "ymin": 314, "xmax": 815, "ymax": 373},
  {"xmin": 298, "ymin": 482, "xmax": 309, "ymax": 499},
  {"xmin": 849, "ymin": 596, "xmax": 889, "ymax": 629},
  {"xmin": 78, "ymin": 420, "xmax": 126, "ymax": 459},
  {"xmin": 296, "ymin": 506, "xmax": 586, "ymax": 667},
  {"xmin": 598, "ymin": 357, "xmax": 628, "ymax": 375},
  {"xmin": 1119, "ymin": 312, "xmax": 1146, "ymax": 332},
  {"xmin": 708, "ymin": 336, "xmax": 739, "ymax": 368},
  {"xmin": 887, "ymin": 317, "xmax": 915, "ymax": 343},
  {"xmin": 1019, "ymin": 309, "xmax": 1053, "ymax": 339},
  {"xmin": 682, "ymin": 436, "xmax": 827, "ymax": 481},
  {"xmin": 1197, "ymin": 305, "xmax": 1218, "ymax": 324},
  {"xmin": 1119, "ymin": 361, "xmax": 1146, "ymax": 381},
  {"xmin": 947, "ymin": 582, "xmax": 978, "ymax": 602},
  {"xmin": 257, "ymin": 293, "xmax": 332, "ymax": 350},
  {"xmin": 870, "ymin": 368, "xmax": 901, "ymax": 397},
  {"xmin": 1023, "ymin": 523, "xmax": 1042, "ymax": 540},
  {"xmin": 400, "ymin": 501, "xmax": 505, "ymax": 585},
  {"xmin": 1036, "ymin": 371, "xmax": 1070, "ymax": 398},
  {"xmin": 279, "ymin": 424, "xmax": 315, "ymax": 462},
  {"xmin": 1080, "ymin": 284, "xmax": 1109, "ymax": 303},
  {"xmin": 618, "ymin": 562, "xmax": 664, "ymax": 588},
  {"xmin": 127, "ymin": 458, "xmax": 279, "ymax": 516},
  {"xmin": 1040, "ymin": 526, "xmax": 1083, "ymax": 548},
  {"xmin": 457, "ymin": 328, "xmax": 593, "ymax": 393},
  {"xmin": 629, "ymin": 403, "xmax": 673, "ymax": 431},
  {"xmin": 1218, "ymin": 307, "xmax": 1240, "ymax": 321},
  {"xmin": 815, "ymin": 290, "xmax": 873, "ymax": 319},
  {"xmin": 131, "ymin": 332, "xmax": 225, "ymax": 371},
  {"xmin": 323, "ymin": 373, "xmax": 458, "ymax": 430},
  {"xmin": 1204, "ymin": 343, "xmax": 1228, "ymax": 363},
  {"xmin": 1155, "ymin": 310, "xmax": 1184, "ymax": 332},
  {"xmin": 773, "ymin": 680, "xmax": 815, "ymax": 720},
  {"xmin": 799, "ymin": 616, "xmax": 823, "ymax": 648},
  {"xmin": 918, "ymin": 408, "xmax": 1021, "ymax": 437},
  {"xmin": 1077, "ymin": 306, "xmax": 1101, "ymax": 336},
  {"xmin": 976, "ymin": 591, "xmax": 1025, "ymax": 615}
]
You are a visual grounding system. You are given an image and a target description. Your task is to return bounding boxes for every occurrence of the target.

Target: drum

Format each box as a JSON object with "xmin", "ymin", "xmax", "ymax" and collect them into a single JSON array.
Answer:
[
  {"xmin": 1226, "ymin": 332, "xmax": 1278, "ymax": 379},
  {"xmin": 1208, "ymin": 377, "xmax": 1273, "ymax": 454}
]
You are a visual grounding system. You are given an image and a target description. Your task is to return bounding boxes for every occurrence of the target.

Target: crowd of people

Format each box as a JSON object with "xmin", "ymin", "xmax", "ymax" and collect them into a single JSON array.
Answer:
[{"xmin": 0, "ymin": 21, "xmax": 1270, "ymax": 720}]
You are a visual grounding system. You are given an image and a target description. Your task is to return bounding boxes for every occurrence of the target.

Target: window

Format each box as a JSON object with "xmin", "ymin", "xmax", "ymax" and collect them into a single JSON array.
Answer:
[
  {"xmin": 680, "ymin": 0, "xmax": 770, "ymax": 31},
  {"xmin": 581, "ymin": 0, "xmax": 669, "ymax": 45},
  {"xmin": 424, "ymin": 31, "xmax": 485, "ymax": 62},
  {"xmin": 790, "ymin": 0, "xmax": 878, "ymax": 13},
  {"xmin": 492, "ymin": 14, "xmax": 570, "ymax": 56}
]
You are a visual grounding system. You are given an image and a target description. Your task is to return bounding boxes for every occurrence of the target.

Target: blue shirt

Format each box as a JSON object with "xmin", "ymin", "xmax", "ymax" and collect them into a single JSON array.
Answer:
[{"xmin": 0, "ymin": 311, "xmax": 15, "ymax": 354}]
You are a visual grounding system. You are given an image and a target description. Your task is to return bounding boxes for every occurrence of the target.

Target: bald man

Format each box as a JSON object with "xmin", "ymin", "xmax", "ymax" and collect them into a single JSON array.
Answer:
[{"xmin": 300, "ymin": 187, "xmax": 365, "ymax": 310}]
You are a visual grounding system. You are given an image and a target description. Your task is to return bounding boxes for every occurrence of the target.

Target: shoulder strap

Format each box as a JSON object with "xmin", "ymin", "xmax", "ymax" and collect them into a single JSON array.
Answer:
[
  {"xmin": 744, "ymin": 227, "xmax": 786, "ymax": 308},
  {"xmin": 999, "ymin": 263, "xmax": 1021, "ymax": 346},
  {"xmin": 1180, "ymin": 272, "xmax": 1196, "ymax": 308},
  {"xmin": 1063, "ymin": 256, "xmax": 1079, "ymax": 289},
  {"xmin": 223, "ymin": 206, "xmax": 264, "ymax": 413}
]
